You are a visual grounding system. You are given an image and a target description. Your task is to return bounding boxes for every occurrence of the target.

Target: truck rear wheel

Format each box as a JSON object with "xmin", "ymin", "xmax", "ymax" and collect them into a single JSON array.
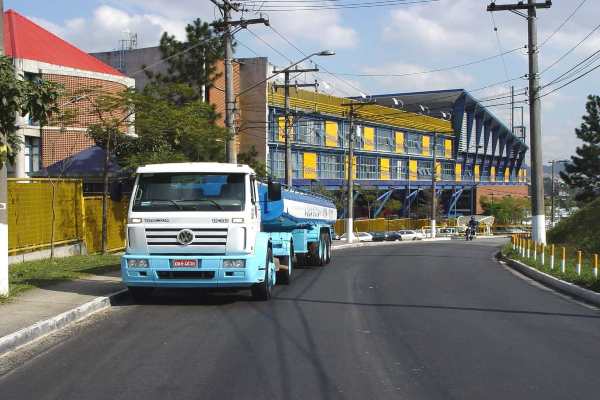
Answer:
[
  {"xmin": 252, "ymin": 247, "xmax": 274, "ymax": 301},
  {"xmin": 324, "ymin": 232, "xmax": 332, "ymax": 264},
  {"xmin": 313, "ymin": 232, "xmax": 327, "ymax": 267},
  {"xmin": 277, "ymin": 241, "xmax": 294, "ymax": 285}
]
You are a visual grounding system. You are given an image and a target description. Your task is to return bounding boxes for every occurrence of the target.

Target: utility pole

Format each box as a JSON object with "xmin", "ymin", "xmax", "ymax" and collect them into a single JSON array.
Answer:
[
  {"xmin": 431, "ymin": 133, "xmax": 437, "ymax": 238},
  {"xmin": 273, "ymin": 68, "xmax": 319, "ymax": 187},
  {"xmin": 211, "ymin": 0, "xmax": 268, "ymax": 163},
  {"xmin": 341, "ymin": 100, "xmax": 376, "ymax": 243},
  {"xmin": 0, "ymin": 0, "xmax": 7, "ymax": 297},
  {"xmin": 510, "ymin": 85, "xmax": 515, "ymax": 133},
  {"xmin": 488, "ymin": 0, "xmax": 552, "ymax": 244}
]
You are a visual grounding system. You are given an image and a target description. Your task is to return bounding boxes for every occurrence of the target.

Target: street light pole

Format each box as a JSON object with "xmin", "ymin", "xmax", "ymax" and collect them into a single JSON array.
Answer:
[
  {"xmin": 549, "ymin": 159, "xmax": 568, "ymax": 227},
  {"xmin": 431, "ymin": 133, "xmax": 437, "ymax": 238},
  {"xmin": 0, "ymin": 0, "xmax": 8, "ymax": 297}
]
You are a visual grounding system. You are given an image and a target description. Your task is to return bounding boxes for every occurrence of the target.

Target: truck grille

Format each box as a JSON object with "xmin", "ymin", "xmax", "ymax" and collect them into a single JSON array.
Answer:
[
  {"xmin": 145, "ymin": 228, "xmax": 227, "ymax": 250},
  {"xmin": 157, "ymin": 271, "xmax": 215, "ymax": 280}
]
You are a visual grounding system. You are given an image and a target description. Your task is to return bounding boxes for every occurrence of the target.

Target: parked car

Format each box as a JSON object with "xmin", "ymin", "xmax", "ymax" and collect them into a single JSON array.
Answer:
[
  {"xmin": 370, "ymin": 231, "xmax": 389, "ymax": 242},
  {"xmin": 396, "ymin": 230, "xmax": 425, "ymax": 241},
  {"xmin": 438, "ymin": 227, "xmax": 459, "ymax": 237},
  {"xmin": 386, "ymin": 231, "xmax": 402, "ymax": 241},
  {"xmin": 339, "ymin": 232, "xmax": 373, "ymax": 242}
]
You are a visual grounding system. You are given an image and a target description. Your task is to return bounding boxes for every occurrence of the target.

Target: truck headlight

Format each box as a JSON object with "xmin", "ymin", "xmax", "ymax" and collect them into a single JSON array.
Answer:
[
  {"xmin": 223, "ymin": 259, "xmax": 246, "ymax": 268},
  {"xmin": 127, "ymin": 259, "xmax": 149, "ymax": 268}
]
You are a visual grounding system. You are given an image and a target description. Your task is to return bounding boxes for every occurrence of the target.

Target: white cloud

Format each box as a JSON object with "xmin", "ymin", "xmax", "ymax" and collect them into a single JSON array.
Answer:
[{"xmin": 29, "ymin": 5, "xmax": 190, "ymax": 52}]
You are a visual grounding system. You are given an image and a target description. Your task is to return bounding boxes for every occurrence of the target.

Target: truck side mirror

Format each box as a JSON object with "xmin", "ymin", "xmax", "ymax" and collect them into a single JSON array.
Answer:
[{"xmin": 268, "ymin": 181, "xmax": 282, "ymax": 201}]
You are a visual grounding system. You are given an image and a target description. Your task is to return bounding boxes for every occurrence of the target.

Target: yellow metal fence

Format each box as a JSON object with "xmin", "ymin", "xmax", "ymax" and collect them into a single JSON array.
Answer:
[
  {"xmin": 334, "ymin": 218, "xmax": 456, "ymax": 235},
  {"xmin": 8, "ymin": 179, "xmax": 128, "ymax": 255}
]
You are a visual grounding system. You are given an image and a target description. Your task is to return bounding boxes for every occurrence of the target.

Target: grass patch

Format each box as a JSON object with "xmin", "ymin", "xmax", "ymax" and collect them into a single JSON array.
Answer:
[
  {"xmin": 502, "ymin": 243, "xmax": 600, "ymax": 293},
  {"xmin": 1, "ymin": 254, "xmax": 121, "ymax": 302}
]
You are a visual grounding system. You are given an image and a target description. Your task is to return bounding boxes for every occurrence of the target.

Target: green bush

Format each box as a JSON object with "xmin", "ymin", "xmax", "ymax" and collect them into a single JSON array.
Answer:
[{"xmin": 548, "ymin": 198, "xmax": 600, "ymax": 253}]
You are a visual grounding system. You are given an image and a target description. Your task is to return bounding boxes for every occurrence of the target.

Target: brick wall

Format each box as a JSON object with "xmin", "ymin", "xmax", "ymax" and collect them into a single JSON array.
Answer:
[
  {"xmin": 475, "ymin": 185, "xmax": 529, "ymax": 214},
  {"xmin": 41, "ymin": 73, "xmax": 129, "ymax": 167}
]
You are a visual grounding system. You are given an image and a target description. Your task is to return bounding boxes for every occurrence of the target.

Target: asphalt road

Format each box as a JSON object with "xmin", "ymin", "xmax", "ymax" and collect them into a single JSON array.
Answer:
[{"xmin": 2, "ymin": 239, "xmax": 600, "ymax": 400}]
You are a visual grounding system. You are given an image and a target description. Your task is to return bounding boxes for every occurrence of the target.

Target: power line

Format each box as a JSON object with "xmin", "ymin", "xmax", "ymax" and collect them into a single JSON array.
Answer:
[
  {"xmin": 330, "ymin": 46, "xmax": 524, "ymax": 77},
  {"xmin": 489, "ymin": 10, "xmax": 510, "ymax": 80},
  {"xmin": 240, "ymin": 0, "xmax": 439, "ymax": 12},
  {"xmin": 538, "ymin": 61, "xmax": 600, "ymax": 99},
  {"xmin": 539, "ymin": 0, "xmax": 587, "ymax": 48},
  {"xmin": 542, "ymin": 48, "xmax": 600, "ymax": 89},
  {"xmin": 540, "ymin": 20, "xmax": 600, "ymax": 75}
]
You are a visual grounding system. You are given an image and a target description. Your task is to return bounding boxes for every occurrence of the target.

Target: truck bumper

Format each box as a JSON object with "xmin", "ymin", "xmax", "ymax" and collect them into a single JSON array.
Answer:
[{"xmin": 121, "ymin": 254, "xmax": 265, "ymax": 289}]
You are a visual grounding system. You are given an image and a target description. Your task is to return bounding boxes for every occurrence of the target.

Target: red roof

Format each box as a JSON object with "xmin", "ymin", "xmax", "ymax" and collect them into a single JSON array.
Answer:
[{"xmin": 3, "ymin": 9, "xmax": 124, "ymax": 77}]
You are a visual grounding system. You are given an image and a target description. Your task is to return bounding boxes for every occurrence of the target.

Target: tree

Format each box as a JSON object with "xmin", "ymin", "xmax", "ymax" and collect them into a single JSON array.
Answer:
[
  {"xmin": 115, "ymin": 83, "xmax": 229, "ymax": 171},
  {"xmin": 146, "ymin": 18, "xmax": 224, "ymax": 104},
  {"xmin": 560, "ymin": 95, "xmax": 600, "ymax": 203},
  {"xmin": 0, "ymin": 56, "xmax": 61, "ymax": 167},
  {"xmin": 412, "ymin": 189, "xmax": 444, "ymax": 219},
  {"xmin": 480, "ymin": 195, "xmax": 530, "ymax": 225}
]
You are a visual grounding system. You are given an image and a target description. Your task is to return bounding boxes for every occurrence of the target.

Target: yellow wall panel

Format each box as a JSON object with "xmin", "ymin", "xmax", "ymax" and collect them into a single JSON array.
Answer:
[
  {"xmin": 455, "ymin": 163, "xmax": 462, "ymax": 182},
  {"xmin": 422, "ymin": 135, "xmax": 430, "ymax": 156},
  {"xmin": 409, "ymin": 159, "xmax": 418, "ymax": 181},
  {"xmin": 444, "ymin": 139, "xmax": 452, "ymax": 158},
  {"xmin": 325, "ymin": 121, "xmax": 338, "ymax": 147},
  {"xmin": 277, "ymin": 117, "xmax": 285, "ymax": 142},
  {"xmin": 435, "ymin": 161, "xmax": 442, "ymax": 180},
  {"xmin": 380, "ymin": 158, "xmax": 390, "ymax": 180},
  {"xmin": 344, "ymin": 155, "xmax": 357, "ymax": 179},
  {"xmin": 363, "ymin": 127, "xmax": 375, "ymax": 150},
  {"xmin": 474, "ymin": 165, "xmax": 480, "ymax": 182},
  {"xmin": 395, "ymin": 131, "xmax": 404, "ymax": 154},
  {"xmin": 490, "ymin": 166, "xmax": 496, "ymax": 182},
  {"xmin": 504, "ymin": 168, "xmax": 510, "ymax": 182},
  {"xmin": 303, "ymin": 152, "xmax": 317, "ymax": 179}
]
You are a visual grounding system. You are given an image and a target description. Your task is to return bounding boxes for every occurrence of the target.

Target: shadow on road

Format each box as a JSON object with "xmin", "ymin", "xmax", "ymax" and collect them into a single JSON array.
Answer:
[{"xmin": 272, "ymin": 296, "xmax": 600, "ymax": 320}]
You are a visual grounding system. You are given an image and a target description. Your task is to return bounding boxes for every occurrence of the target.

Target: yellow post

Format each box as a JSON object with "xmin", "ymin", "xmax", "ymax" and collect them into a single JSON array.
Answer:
[
  {"xmin": 550, "ymin": 244, "xmax": 555, "ymax": 270},
  {"xmin": 533, "ymin": 241, "xmax": 537, "ymax": 262},
  {"xmin": 540, "ymin": 243, "xmax": 545, "ymax": 266},
  {"xmin": 561, "ymin": 247, "xmax": 566, "ymax": 273},
  {"xmin": 594, "ymin": 254, "xmax": 598, "ymax": 279},
  {"xmin": 527, "ymin": 240, "xmax": 531, "ymax": 258},
  {"xmin": 577, "ymin": 250, "xmax": 582, "ymax": 276}
]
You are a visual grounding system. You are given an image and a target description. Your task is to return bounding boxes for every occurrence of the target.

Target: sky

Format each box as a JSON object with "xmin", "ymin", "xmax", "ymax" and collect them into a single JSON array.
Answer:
[{"xmin": 5, "ymin": 0, "xmax": 600, "ymax": 163}]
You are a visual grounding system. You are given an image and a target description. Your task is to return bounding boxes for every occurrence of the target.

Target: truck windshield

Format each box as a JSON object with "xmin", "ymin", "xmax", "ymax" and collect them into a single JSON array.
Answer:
[{"xmin": 132, "ymin": 173, "xmax": 245, "ymax": 212}]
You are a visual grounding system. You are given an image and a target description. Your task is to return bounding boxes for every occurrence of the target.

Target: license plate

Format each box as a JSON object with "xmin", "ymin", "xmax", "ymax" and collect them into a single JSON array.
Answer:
[{"xmin": 171, "ymin": 259, "xmax": 198, "ymax": 268}]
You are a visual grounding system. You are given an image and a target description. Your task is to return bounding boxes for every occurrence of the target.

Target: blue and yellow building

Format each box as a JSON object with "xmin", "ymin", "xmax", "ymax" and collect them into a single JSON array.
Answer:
[{"xmin": 237, "ymin": 58, "xmax": 528, "ymax": 216}]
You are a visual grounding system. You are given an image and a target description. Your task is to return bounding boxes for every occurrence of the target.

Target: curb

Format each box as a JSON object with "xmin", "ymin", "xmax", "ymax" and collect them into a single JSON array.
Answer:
[
  {"xmin": 498, "ymin": 253, "xmax": 600, "ymax": 308},
  {"xmin": 0, "ymin": 289, "xmax": 128, "ymax": 356}
]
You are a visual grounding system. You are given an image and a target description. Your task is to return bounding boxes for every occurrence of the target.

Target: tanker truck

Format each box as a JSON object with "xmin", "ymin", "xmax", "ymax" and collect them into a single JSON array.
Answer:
[{"xmin": 121, "ymin": 162, "xmax": 337, "ymax": 301}]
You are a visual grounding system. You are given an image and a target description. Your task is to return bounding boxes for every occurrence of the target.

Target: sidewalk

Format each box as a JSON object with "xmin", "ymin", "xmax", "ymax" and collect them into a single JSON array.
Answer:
[{"xmin": 0, "ymin": 270, "xmax": 124, "ymax": 353}]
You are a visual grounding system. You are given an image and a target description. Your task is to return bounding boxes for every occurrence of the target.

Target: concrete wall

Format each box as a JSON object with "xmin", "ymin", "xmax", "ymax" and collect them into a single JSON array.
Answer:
[
  {"xmin": 91, "ymin": 46, "xmax": 165, "ymax": 92},
  {"xmin": 238, "ymin": 57, "xmax": 269, "ymax": 163}
]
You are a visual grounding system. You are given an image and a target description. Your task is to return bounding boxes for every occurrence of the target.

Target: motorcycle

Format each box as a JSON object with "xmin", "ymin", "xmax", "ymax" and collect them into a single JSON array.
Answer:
[{"xmin": 465, "ymin": 226, "xmax": 476, "ymax": 241}]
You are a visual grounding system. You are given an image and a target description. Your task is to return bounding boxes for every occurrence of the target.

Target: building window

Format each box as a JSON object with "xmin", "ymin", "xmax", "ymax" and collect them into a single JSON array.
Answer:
[
  {"xmin": 293, "ymin": 152, "xmax": 303, "ymax": 178},
  {"xmin": 24, "ymin": 136, "xmax": 40, "ymax": 175},
  {"xmin": 463, "ymin": 164, "xmax": 473, "ymax": 181},
  {"xmin": 339, "ymin": 122, "xmax": 349, "ymax": 148},
  {"xmin": 376, "ymin": 128, "xmax": 394, "ymax": 152},
  {"xmin": 355, "ymin": 125, "xmax": 364, "ymax": 149},
  {"xmin": 417, "ymin": 160, "xmax": 432, "ymax": 180},
  {"xmin": 405, "ymin": 132, "xmax": 421, "ymax": 155},
  {"xmin": 268, "ymin": 149, "xmax": 285, "ymax": 179},
  {"xmin": 442, "ymin": 162, "xmax": 455, "ymax": 181},
  {"xmin": 296, "ymin": 119, "xmax": 324, "ymax": 146},
  {"xmin": 434, "ymin": 137, "xmax": 445, "ymax": 158},
  {"xmin": 24, "ymin": 73, "xmax": 42, "ymax": 126},
  {"xmin": 357, "ymin": 156, "xmax": 378, "ymax": 180},
  {"xmin": 391, "ymin": 159, "xmax": 407, "ymax": 180},
  {"xmin": 318, "ymin": 153, "xmax": 344, "ymax": 179}
]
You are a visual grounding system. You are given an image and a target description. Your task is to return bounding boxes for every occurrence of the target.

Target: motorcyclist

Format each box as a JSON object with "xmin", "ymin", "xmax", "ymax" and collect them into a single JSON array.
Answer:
[{"xmin": 466, "ymin": 217, "xmax": 478, "ymax": 240}]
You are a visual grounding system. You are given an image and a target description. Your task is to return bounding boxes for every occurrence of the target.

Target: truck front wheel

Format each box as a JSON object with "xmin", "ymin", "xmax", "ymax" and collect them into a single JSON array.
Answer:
[{"xmin": 252, "ymin": 247, "xmax": 274, "ymax": 301}]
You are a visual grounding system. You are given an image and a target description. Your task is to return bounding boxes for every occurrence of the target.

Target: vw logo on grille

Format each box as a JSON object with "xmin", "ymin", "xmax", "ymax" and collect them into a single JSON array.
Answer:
[{"xmin": 177, "ymin": 229, "xmax": 194, "ymax": 246}]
